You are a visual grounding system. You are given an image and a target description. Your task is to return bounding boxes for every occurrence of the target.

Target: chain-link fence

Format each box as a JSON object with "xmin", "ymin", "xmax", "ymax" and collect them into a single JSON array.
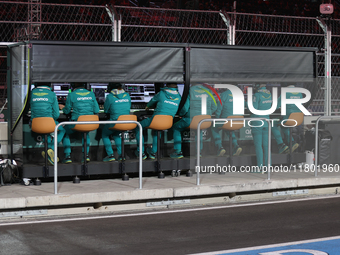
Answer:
[
  {"xmin": 0, "ymin": 1, "xmax": 114, "ymax": 112},
  {"xmin": 0, "ymin": 46, "xmax": 7, "ymax": 113},
  {"xmin": 114, "ymin": 8, "xmax": 339, "ymax": 115},
  {"xmin": 114, "ymin": 6, "xmax": 229, "ymax": 44},
  {"xmin": 0, "ymin": 1, "xmax": 113, "ymax": 41},
  {"xmin": 331, "ymin": 53, "xmax": 340, "ymax": 115},
  {"xmin": 1, "ymin": 1, "xmax": 340, "ymax": 115},
  {"xmin": 233, "ymin": 13, "xmax": 325, "ymax": 48},
  {"xmin": 231, "ymin": 13, "xmax": 327, "ymax": 115}
]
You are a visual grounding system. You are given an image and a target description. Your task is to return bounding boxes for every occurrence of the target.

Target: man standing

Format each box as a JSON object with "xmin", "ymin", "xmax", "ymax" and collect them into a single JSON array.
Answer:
[
  {"xmin": 62, "ymin": 82, "xmax": 100, "ymax": 163},
  {"xmin": 30, "ymin": 82, "xmax": 65, "ymax": 165},
  {"xmin": 211, "ymin": 88, "xmax": 242, "ymax": 157},
  {"xmin": 102, "ymin": 83, "xmax": 131, "ymax": 162},
  {"xmin": 249, "ymin": 84, "xmax": 272, "ymax": 171}
]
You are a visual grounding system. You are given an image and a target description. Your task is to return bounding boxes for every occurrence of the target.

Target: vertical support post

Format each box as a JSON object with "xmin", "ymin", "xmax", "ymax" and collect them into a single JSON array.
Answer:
[
  {"xmin": 196, "ymin": 120, "xmax": 202, "ymax": 185},
  {"xmin": 120, "ymin": 131, "xmax": 125, "ymax": 174},
  {"xmin": 219, "ymin": 12, "xmax": 232, "ymax": 45},
  {"xmin": 267, "ymin": 121, "xmax": 271, "ymax": 181},
  {"xmin": 105, "ymin": 5, "xmax": 117, "ymax": 42},
  {"xmin": 326, "ymin": 23, "xmax": 332, "ymax": 116},
  {"xmin": 229, "ymin": 131, "xmax": 233, "ymax": 166},
  {"xmin": 82, "ymin": 132, "xmax": 88, "ymax": 176},
  {"xmin": 7, "ymin": 47, "xmax": 13, "ymax": 162},
  {"xmin": 118, "ymin": 14, "xmax": 121, "ymax": 42},
  {"xmin": 43, "ymin": 134, "xmax": 49, "ymax": 178},
  {"xmin": 288, "ymin": 128, "xmax": 293, "ymax": 166},
  {"xmin": 28, "ymin": 0, "xmax": 41, "ymax": 40},
  {"xmin": 54, "ymin": 123, "xmax": 59, "ymax": 194},
  {"xmin": 138, "ymin": 123, "xmax": 143, "ymax": 189},
  {"xmin": 231, "ymin": 1, "xmax": 236, "ymax": 45},
  {"xmin": 315, "ymin": 118, "xmax": 319, "ymax": 177},
  {"xmin": 156, "ymin": 130, "xmax": 164, "ymax": 179},
  {"xmin": 316, "ymin": 17, "xmax": 332, "ymax": 116},
  {"xmin": 113, "ymin": 19, "xmax": 117, "ymax": 42},
  {"xmin": 220, "ymin": 2, "xmax": 235, "ymax": 46}
]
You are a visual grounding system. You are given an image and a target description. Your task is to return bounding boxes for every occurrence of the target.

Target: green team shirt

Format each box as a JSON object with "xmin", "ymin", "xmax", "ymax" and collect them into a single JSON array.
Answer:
[
  {"xmin": 180, "ymin": 85, "xmax": 217, "ymax": 118},
  {"xmin": 30, "ymin": 86, "xmax": 60, "ymax": 121},
  {"xmin": 277, "ymin": 91, "xmax": 303, "ymax": 117},
  {"xmin": 63, "ymin": 88, "xmax": 100, "ymax": 121},
  {"xmin": 215, "ymin": 90, "xmax": 234, "ymax": 118},
  {"xmin": 250, "ymin": 87, "xmax": 273, "ymax": 120},
  {"xmin": 104, "ymin": 90, "xmax": 131, "ymax": 121},
  {"xmin": 147, "ymin": 87, "xmax": 181, "ymax": 117}
]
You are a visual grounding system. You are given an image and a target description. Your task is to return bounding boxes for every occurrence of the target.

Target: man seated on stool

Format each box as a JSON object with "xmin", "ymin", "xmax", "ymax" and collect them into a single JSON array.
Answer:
[
  {"xmin": 134, "ymin": 83, "xmax": 181, "ymax": 159},
  {"xmin": 62, "ymin": 82, "xmax": 100, "ymax": 163},
  {"xmin": 30, "ymin": 82, "xmax": 66, "ymax": 165},
  {"xmin": 170, "ymin": 84, "xmax": 217, "ymax": 159},
  {"xmin": 102, "ymin": 83, "xmax": 131, "ymax": 162}
]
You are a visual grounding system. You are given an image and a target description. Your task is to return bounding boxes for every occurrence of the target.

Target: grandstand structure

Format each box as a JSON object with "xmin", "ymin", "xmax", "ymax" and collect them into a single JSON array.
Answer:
[{"xmin": 0, "ymin": 1, "xmax": 340, "ymax": 115}]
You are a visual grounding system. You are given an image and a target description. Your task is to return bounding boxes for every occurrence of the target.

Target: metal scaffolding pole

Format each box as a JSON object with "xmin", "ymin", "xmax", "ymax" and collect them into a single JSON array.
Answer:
[
  {"xmin": 317, "ymin": 17, "xmax": 332, "ymax": 116},
  {"xmin": 106, "ymin": 4, "xmax": 121, "ymax": 42},
  {"xmin": 29, "ymin": 0, "xmax": 41, "ymax": 40}
]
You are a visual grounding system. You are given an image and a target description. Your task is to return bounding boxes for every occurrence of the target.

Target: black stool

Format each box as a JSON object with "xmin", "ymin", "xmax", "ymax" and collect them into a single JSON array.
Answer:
[
  {"xmin": 110, "ymin": 114, "xmax": 137, "ymax": 181},
  {"xmin": 146, "ymin": 115, "xmax": 173, "ymax": 179},
  {"xmin": 31, "ymin": 117, "xmax": 56, "ymax": 185},
  {"xmin": 72, "ymin": 115, "xmax": 99, "ymax": 183},
  {"xmin": 186, "ymin": 115, "xmax": 212, "ymax": 177}
]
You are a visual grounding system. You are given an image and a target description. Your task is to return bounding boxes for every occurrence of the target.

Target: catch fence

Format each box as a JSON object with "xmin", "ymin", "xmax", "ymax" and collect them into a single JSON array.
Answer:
[{"xmin": 1, "ymin": 1, "xmax": 340, "ymax": 115}]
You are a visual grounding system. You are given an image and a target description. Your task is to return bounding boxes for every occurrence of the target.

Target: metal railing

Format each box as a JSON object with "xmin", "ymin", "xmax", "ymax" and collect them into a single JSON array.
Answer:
[
  {"xmin": 314, "ymin": 115, "xmax": 340, "ymax": 177},
  {"xmin": 53, "ymin": 120, "xmax": 143, "ymax": 195},
  {"xmin": 196, "ymin": 117, "xmax": 272, "ymax": 185}
]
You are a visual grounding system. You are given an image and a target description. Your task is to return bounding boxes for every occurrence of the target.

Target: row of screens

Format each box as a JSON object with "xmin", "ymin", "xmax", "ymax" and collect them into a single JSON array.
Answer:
[
  {"xmin": 36, "ymin": 82, "xmax": 291, "ymax": 106},
  {"xmin": 50, "ymin": 83, "xmax": 185, "ymax": 104}
]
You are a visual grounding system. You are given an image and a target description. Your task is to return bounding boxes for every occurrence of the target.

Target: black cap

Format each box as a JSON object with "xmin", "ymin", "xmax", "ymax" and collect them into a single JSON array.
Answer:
[
  {"xmin": 166, "ymin": 83, "xmax": 177, "ymax": 88},
  {"xmin": 108, "ymin": 83, "xmax": 123, "ymax": 92}
]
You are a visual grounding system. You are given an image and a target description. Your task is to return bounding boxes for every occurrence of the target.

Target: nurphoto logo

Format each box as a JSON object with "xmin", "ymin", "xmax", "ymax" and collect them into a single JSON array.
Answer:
[{"xmin": 199, "ymin": 84, "xmax": 311, "ymax": 127}]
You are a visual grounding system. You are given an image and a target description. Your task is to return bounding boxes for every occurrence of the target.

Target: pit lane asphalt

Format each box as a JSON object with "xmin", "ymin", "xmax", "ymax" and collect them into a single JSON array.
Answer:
[{"xmin": 1, "ymin": 196, "xmax": 340, "ymax": 255}]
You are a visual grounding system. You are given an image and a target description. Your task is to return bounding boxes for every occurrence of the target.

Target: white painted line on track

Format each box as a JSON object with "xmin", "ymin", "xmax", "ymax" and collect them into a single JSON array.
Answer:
[
  {"xmin": 1, "ymin": 194, "xmax": 340, "ymax": 227},
  {"xmin": 187, "ymin": 235, "xmax": 340, "ymax": 254}
]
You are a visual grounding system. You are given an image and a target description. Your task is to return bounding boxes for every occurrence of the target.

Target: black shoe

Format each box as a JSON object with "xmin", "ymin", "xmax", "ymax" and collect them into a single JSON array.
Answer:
[
  {"xmin": 103, "ymin": 154, "xmax": 115, "ymax": 162},
  {"xmin": 291, "ymin": 143, "xmax": 299, "ymax": 153},
  {"xmin": 118, "ymin": 155, "xmax": 126, "ymax": 161},
  {"xmin": 233, "ymin": 147, "xmax": 242, "ymax": 156},
  {"xmin": 278, "ymin": 143, "xmax": 289, "ymax": 154},
  {"xmin": 146, "ymin": 147, "xmax": 156, "ymax": 159},
  {"xmin": 217, "ymin": 147, "xmax": 226, "ymax": 156},
  {"xmin": 81, "ymin": 155, "xmax": 90, "ymax": 163},
  {"xmin": 62, "ymin": 155, "xmax": 72, "ymax": 164},
  {"xmin": 42, "ymin": 149, "xmax": 59, "ymax": 165},
  {"xmin": 170, "ymin": 151, "xmax": 184, "ymax": 159},
  {"xmin": 134, "ymin": 150, "xmax": 147, "ymax": 160}
]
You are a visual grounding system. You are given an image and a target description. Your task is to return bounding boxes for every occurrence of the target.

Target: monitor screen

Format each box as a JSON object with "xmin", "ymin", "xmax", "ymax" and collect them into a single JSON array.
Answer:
[
  {"xmin": 125, "ymin": 83, "xmax": 155, "ymax": 103},
  {"xmin": 52, "ymin": 83, "xmax": 71, "ymax": 96},
  {"xmin": 54, "ymin": 85, "xmax": 61, "ymax": 91},
  {"xmin": 90, "ymin": 83, "xmax": 108, "ymax": 90},
  {"xmin": 51, "ymin": 83, "xmax": 71, "ymax": 105},
  {"xmin": 90, "ymin": 83, "xmax": 108, "ymax": 104}
]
